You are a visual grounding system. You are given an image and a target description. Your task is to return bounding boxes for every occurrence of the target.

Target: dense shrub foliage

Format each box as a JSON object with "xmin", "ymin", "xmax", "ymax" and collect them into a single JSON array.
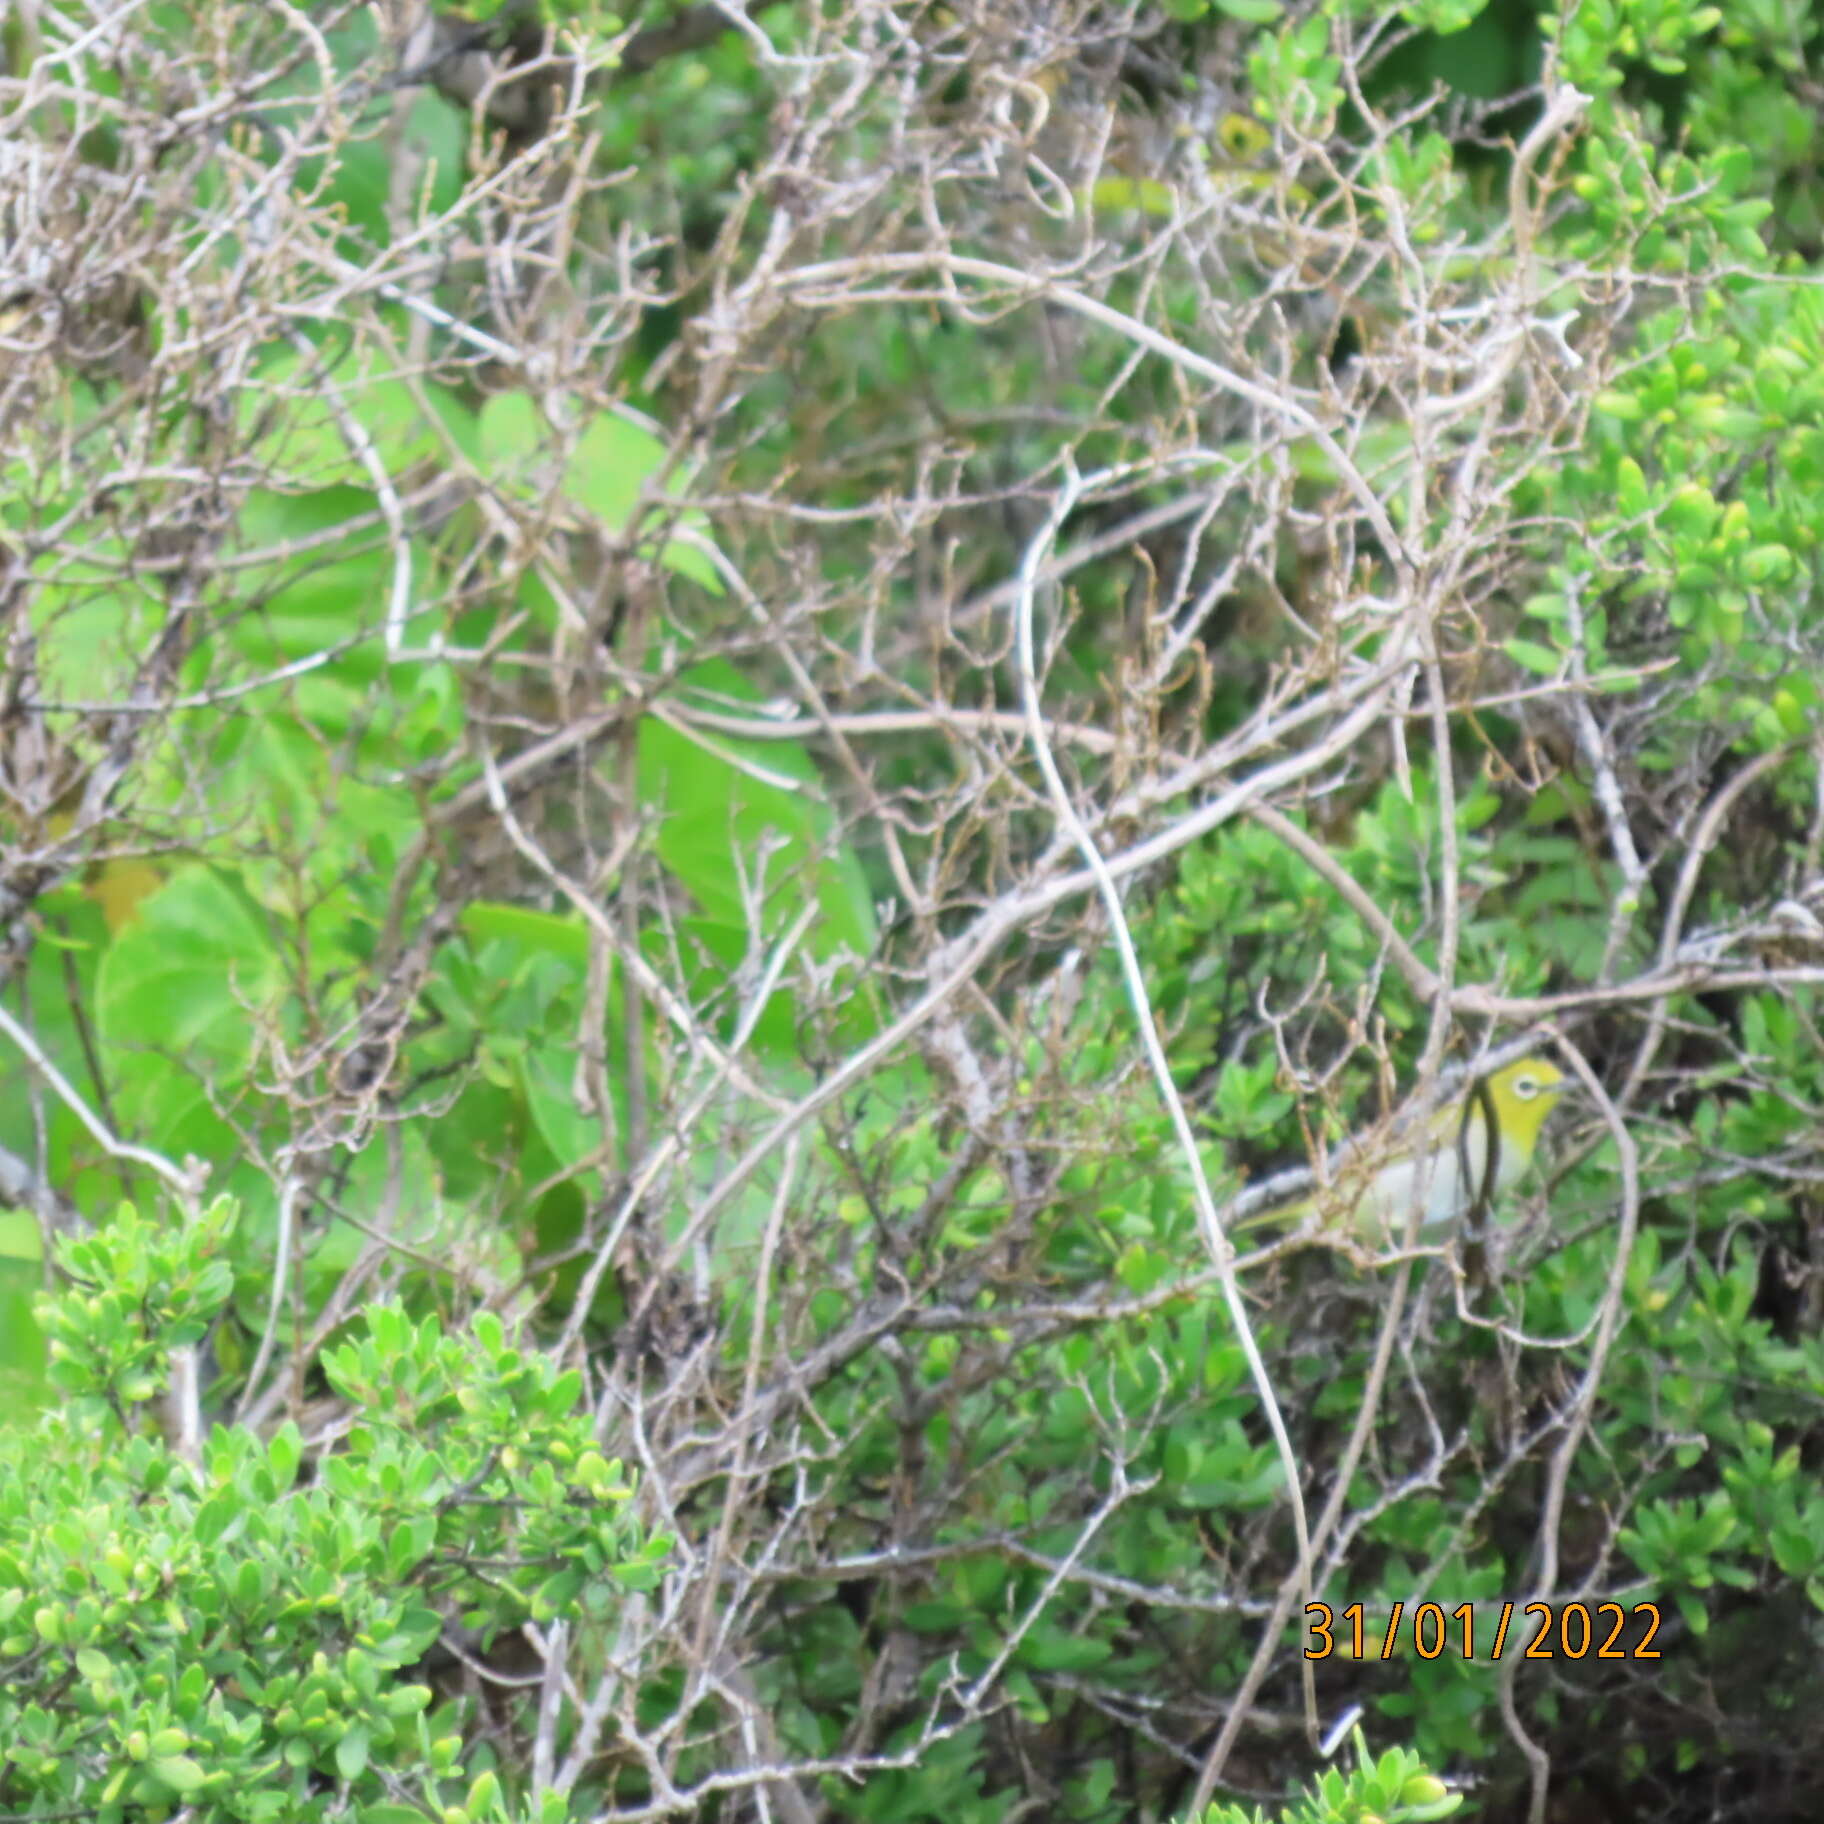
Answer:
[
  {"xmin": 2, "ymin": 1201, "xmax": 664, "ymax": 1823},
  {"xmin": 4, "ymin": 0, "xmax": 1824, "ymax": 1820}
]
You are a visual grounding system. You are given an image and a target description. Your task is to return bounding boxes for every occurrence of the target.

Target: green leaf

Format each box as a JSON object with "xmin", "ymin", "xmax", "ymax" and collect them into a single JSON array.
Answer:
[
  {"xmin": 0, "ymin": 1211, "xmax": 41, "ymax": 1262},
  {"xmin": 30, "ymin": 539, "xmax": 142, "ymax": 702},
  {"xmin": 150, "ymin": 1756, "xmax": 207, "ymax": 1796},
  {"xmin": 1503, "ymin": 637, "xmax": 1563, "ymax": 677},
  {"xmin": 336, "ymin": 1725, "xmax": 371, "ymax": 1782},
  {"xmin": 460, "ymin": 903, "xmax": 592, "ymax": 968},
  {"xmin": 242, "ymin": 342, "xmax": 477, "ymax": 486},
  {"xmin": 267, "ymin": 1422, "xmax": 302, "ymax": 1491},
  {"xmin": 0, "ymin": 1260, "xmax": 52, "ymax": 1418},
  {"xmin": 1615, "ymin": 456, "xmax": 1648, "ymax": 516},
  {"xmin": 520, "ymin": 1045, "xmax": 611, "ymax": 1178},
  {"xmin": 95, "ymin": 867, "xmax": 284, "ymax": 1152},
  {"xmin": 642, "ymin": 659, "xmax": 878, "ymax": 963},
  {"xmin": 479, "ymin": 394, "xmax": 720, "ymax": 589}
]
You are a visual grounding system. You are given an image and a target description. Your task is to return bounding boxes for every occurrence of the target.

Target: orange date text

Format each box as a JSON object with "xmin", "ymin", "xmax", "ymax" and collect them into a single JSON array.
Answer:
[{"xmin": 1303, "ymin": 1599, "xmax": 1663, "ymax": 1661}]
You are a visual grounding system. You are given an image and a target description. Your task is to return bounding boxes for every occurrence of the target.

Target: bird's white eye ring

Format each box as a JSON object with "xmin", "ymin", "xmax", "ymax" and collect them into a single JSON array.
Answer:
[{"xmin": 1514, "ymin": 1073, "xmax": 1540, "ymax": 1099}]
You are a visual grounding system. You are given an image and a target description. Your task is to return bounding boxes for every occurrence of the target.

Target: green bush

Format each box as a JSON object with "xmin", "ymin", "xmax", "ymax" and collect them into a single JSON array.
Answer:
[{"xmin": 0, "ymin": 1200, "xmax": 665, "ymax": 1824}]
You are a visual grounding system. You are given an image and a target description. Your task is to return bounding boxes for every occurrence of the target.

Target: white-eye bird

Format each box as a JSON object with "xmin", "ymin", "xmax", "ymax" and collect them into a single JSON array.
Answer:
[{"xmin": 1236, "ymin": 1059, "xmax": 1567, "ymax": 1246}]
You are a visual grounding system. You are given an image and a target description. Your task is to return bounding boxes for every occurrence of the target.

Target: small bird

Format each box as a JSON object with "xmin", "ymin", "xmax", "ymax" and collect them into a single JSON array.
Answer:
[{"xmin": 1236, "ymin": 1059, "xmax": 1568, "ymax": 1247}]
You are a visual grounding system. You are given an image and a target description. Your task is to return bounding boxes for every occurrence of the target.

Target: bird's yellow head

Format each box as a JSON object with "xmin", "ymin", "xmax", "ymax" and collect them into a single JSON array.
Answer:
[{"xmin": 1484, "ymin": 1058, "xmax": 1566, "ymax": 1163}]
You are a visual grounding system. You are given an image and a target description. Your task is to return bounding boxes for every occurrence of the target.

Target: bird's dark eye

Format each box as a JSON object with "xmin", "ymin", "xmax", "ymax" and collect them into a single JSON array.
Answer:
[{"xmin": 1515, "ymin": 1074, "xmax": 1539, "ymax": 1099}]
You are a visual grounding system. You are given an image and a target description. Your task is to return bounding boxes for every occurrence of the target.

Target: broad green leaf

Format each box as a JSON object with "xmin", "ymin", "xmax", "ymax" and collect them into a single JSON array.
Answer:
[
  {"xmin": 520, "ymin": 1045, "xmax": 611, "ymax": 1180},
  {"xmin": 96, "ymin": 866, "xmax": 284, "ymax": 1151},
  {"xmin": 0, "ymin": 1258, "xmax": 49, "ymax": 1420},
  {"xmin": 0, "ymin": 1212, "xmax": 41, "ymax": 1262},
  {"xmin": 30, "ymin": 538, "xmax": 142, "ymax": 701},
  {"xmin": 461, "ymin": 903, "xmax": 593, "ymax": 968},
  {"xmin": 479, "ymin": 393, "xmax": 720, "ymax": 589},
  {"xmin": 641, "ymin": 658, "xmax": 877, "ymax": 962},
  {"xmin": 241, "ymin": 342, "xmax": 478, "ymax": 487}
]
